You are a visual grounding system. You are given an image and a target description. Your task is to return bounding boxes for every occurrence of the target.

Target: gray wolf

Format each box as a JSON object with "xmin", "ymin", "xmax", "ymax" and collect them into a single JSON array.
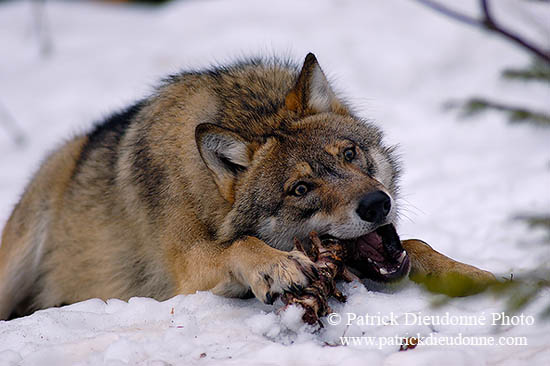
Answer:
[{"xmin": 0, "ymin": 53, "xmax": 495, "ymax": 320}]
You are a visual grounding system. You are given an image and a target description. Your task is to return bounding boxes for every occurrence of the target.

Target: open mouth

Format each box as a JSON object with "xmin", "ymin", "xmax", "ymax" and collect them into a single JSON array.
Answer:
[{"xmin": 342, "ymin": 224, "xmax": 410, "ymax": 282}]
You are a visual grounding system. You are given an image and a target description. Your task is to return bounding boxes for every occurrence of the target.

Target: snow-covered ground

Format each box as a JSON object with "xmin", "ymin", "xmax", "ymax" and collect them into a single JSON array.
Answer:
[{"xmin": 1, "ymin": 0, "xmax": 549, "ymax": 365}]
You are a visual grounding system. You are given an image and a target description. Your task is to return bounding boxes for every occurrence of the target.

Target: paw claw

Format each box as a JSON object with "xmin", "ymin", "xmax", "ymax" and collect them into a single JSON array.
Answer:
[
  {"xmin": 289, "ymin": 283, "xmax": 303, "ymax": 295},
  {"xmin": 309, "ymin": 265, "xmax": 319, "ymax": 280}
]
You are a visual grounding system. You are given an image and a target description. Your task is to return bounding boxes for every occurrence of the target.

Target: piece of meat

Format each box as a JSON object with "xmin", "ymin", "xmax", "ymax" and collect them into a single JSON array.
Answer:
[{"xmin": 281, "ymin": 232, "xmax": 359, "ymax": 326}]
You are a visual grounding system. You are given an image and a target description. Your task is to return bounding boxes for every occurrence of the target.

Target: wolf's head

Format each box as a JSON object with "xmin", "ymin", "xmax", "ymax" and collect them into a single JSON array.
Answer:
[{"xmin": 196, "ymin": 54, "xmax": 410, "ymax": 283}]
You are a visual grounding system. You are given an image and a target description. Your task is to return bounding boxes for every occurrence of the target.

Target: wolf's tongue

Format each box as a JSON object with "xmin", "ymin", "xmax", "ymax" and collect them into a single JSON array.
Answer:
[{"xmin": 356, "ymin": 232, "xmax": 385, "ymax": 262}]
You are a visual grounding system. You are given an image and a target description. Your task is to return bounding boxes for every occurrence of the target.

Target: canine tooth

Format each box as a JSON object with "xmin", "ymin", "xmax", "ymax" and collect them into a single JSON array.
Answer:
[
  {"xmin": 379, "ymin": 267, "xmax": 389, "ymax": 275},
  {"xmin": 367, "ymin": 258, "xmax": 373, "ymax": 264},
  {"xmin": 398, "ymin": 251, "xmax": 407, "ymax": 263}
]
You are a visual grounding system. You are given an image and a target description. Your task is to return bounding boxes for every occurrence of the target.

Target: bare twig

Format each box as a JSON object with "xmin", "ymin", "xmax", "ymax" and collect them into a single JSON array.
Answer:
[
  {"xmin": 414, "ymin": 0, "xmax": 480, "ymax": 26},
  {"xmin": 0, "ymin": 101, "xmax": 26, "ymax": 146},
  {"xmin": 32, "ymin": 0, "xmax": 53, "ymax": 57},
  {"xmin": 414, "ymin": 0, "xmax": 550, "ymax": 63}
]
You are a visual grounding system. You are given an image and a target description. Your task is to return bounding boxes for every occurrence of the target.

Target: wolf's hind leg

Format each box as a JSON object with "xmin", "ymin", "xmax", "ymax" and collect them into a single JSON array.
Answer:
[{"xmin": 402, "ymin": 239, "xmax": 496, "ymax": 296}]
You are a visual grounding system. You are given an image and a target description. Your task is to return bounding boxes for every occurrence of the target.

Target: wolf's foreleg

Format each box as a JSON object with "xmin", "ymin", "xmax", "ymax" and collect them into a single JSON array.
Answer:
[
  {"xmin": 173, "ymin": 236, "xmax": 318, "ymax": 304},
  {"xmin": 402, "ymin": 239, "xmax": 496, "ymax": 296}
]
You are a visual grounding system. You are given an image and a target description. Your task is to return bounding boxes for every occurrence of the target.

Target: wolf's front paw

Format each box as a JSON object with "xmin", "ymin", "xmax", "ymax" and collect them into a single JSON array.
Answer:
[{"xmin": 248, "ymin": 250, "xmax": 318, "ymax": 304}]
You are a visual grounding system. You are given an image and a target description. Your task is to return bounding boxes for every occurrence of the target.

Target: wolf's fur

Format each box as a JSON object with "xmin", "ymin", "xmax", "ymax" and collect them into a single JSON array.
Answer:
[{"xmin": 0, "ymin": 54, "xmax": 495, "ymax": 320}]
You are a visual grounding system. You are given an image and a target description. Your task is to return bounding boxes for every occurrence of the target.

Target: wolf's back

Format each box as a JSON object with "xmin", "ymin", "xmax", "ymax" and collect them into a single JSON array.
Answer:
[{"xmin": 0, "ymin": 57, "xmax": 303, "ymax": 319}]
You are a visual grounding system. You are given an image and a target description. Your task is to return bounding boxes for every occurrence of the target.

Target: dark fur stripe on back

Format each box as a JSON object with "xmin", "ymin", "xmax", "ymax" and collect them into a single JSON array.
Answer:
[{"xmin": 73, "ymin": 100, "xmax": 146, "ymax": 176}]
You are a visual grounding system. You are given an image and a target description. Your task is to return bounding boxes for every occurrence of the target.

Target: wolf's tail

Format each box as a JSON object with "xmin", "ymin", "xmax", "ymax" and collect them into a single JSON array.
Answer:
[{"xmin": 0, "ymin": 211, "xmax": 46, "ymax": 320}]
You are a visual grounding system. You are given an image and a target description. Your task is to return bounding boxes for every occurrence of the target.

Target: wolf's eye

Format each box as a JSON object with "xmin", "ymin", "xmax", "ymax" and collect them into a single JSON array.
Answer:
[
  {"xmin": 344, "ymin": 147, "xmax": 356, "ymax": 162},
  {"xmin": 292, "ymin": 183, "xmax": 309, "ymax": 197}
]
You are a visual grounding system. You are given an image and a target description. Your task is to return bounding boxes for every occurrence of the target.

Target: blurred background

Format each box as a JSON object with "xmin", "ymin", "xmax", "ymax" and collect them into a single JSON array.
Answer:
[{"xmin": 0, "ymin": 0, "xmax": 549, "ymax": 304}]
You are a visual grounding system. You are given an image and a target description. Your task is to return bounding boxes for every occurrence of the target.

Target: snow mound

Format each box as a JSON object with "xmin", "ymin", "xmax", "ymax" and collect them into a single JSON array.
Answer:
[{"xmin": 1, "ymin": 0, "xmax": 549, "ymax": 365}]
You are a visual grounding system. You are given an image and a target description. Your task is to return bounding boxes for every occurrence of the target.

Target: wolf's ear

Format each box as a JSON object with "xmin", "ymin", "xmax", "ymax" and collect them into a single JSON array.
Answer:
[
  {"xmin": 196, "ymin": 123, "xmax": 251, "ymax": 202},
  {"xmin": 285, "ymin": 53, "xmax": 347, "ymax": 116}
]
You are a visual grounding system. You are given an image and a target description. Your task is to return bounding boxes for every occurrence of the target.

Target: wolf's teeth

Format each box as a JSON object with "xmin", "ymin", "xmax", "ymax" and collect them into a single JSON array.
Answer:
[
  {"xmin": 379, "ymin": 267, "xmax": 389, "ymax": 275},
  {"xmin": 398, "ymin": 251, "xmax": 407, "ymax": 263},
  {"xmin": 367, "ymin": 258, "xmax": 373, "ymax": 264}
]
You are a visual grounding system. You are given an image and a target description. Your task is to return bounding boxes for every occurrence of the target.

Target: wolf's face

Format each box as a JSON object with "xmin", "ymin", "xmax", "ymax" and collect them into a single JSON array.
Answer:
[
  {"xmin": 196, "ymin": 54, "xmax": 410, "ymax": 282},
  {"xmin": 243, "ymin": 116, "xmax": 397, "ymax": 242}
]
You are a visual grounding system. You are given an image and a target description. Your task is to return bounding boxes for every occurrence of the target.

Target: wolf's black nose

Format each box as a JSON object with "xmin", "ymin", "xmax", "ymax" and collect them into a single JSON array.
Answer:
[{"xmin": 356, "ymin": 191, "xmax": 391, "ymax": 223}]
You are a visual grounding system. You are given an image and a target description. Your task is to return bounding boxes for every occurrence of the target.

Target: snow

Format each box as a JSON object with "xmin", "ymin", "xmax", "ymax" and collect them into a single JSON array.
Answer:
[{"xmin": 1, "ymin": 0, "xmax": 549, "ymax": 365}]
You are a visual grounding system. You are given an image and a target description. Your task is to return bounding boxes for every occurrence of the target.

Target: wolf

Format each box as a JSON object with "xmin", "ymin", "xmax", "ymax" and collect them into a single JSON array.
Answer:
[{"xmin": 0, "ymin": 53, "xmax": 495, "ymax": 320}]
